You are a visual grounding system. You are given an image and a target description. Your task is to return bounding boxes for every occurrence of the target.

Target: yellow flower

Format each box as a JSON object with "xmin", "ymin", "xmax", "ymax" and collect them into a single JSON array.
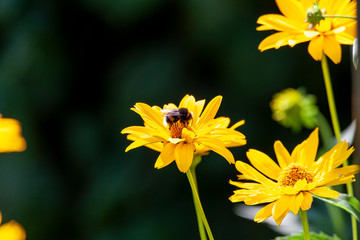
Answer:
[
  {"xmin": 0, "ymin": 212, "xmax": 26, "ymax": 240},
  {"xmin": 229, "ymin": 128, "xmax": 359, "ymax": 226},
  {"xmin": 122, "ymin": 95, "xmax": 246, "ymax": 173},
  {"xmin": 0, "ymin": 116, "xmax": 26, "ymax": 153},
  {"xmin": 257, "ymin": 0, "xmax": 357, "ymax": 63}
]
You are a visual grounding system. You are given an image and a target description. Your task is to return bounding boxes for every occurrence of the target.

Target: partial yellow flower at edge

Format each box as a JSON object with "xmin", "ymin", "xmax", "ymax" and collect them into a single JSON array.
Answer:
[
  {"xmin": 122, "ymin": 95, "xmax": 246, "ymax": 173},
  {"xmin": 0, "ymin": 116, "xmax": 26, "ymax": 153},
  {"xmin": 257, "ymin": 0, "xmax": 357, "ymax": 64},
  {"xmin": 0, "ymin": 212, "xmax": 26, "ymax": 240},
  {"xmin": 229, "ymin": 128, "xmax": 359, "ymax": 226}
]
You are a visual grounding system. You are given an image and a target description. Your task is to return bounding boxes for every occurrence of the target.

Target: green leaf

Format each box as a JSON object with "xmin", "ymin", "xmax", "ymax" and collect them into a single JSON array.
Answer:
[
  {"xmin": 313, "ymin": 193, "xmax": 360, "ymax": 222},
  {"xmin": 275, "ymin": 232, "xmax": 340, "ymax": 240}
]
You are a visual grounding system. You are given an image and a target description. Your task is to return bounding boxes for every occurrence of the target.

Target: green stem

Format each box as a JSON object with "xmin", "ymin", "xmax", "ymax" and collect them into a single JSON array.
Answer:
[
  {"xmin": 323, "ymin": 15, "xmax": 357, "ymax": 20},
  {"xmin": 299, "ymin": 210, "xmax": 311, "ymax": 240},
  {"xmin": 186, "ymin": 168, "xmax": 214, "ymax": 240},
  {"xmin": 190, "ymin": 156, "xmax": 207, "ymax": 240},
  {"xmin": 321, "ymin": 54, "xmax": 357, "ymax": 240}
]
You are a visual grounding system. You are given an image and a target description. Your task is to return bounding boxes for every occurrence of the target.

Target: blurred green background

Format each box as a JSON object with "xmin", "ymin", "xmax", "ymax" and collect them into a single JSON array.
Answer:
[{"xmin": 0, "ymin": 0, "xmax": 355, "ymax": 239}]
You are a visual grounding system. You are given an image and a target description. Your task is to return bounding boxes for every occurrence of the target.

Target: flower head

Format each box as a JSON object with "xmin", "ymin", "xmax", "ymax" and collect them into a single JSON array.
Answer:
[
  {"xmin": 0, "ymin": 116, "xmax": 26, "ymax": 153},
  {"xmin": 270, "ymin": 88, "xmax": 319, "ymax": 132},
  {"xmin": 0, "ymin": 212, "xmax": 26, "ymax": 240},
  {"xmin": 257, "ymin": 0, "xmax": 357, "ymax": 63},
  {"xmin": 122, "ymin": 95, "xmax": 246, "ymax": 173},
  {"xmin": 229, "ymin": 128, "xmax": 359, "ymax": 225}
]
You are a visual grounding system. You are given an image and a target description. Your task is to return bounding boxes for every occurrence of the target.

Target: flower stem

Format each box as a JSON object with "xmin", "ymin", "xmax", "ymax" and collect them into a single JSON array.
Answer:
[
  {"xmin": 190, "ymin": 156, "xmax": 207, "ymax": 240},
  {"xmin": 299, "ymin": 210, "xmax": 311, "ymax": 240},
  {"xmin": 323, "ymin": 15, "xmax": 357, "ymax": 20},
  {"xmin": 321, "ymin": 54, "xmax": 357, "ymax": 240},
  {"xmin": 186, "ymin": 168, "xmax": 214, "ymax": 240}
]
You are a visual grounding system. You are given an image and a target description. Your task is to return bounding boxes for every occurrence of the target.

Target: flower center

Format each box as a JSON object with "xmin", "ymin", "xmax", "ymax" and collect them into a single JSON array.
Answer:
[
  {"xmin": 169, "ymin": 121, "xmax": 192, "ymax": 138},
  {"xmin": 278, "ymin": 163, "xmax": 314, "ymax": 187},
  {"xmin": 306, "ymin": 3, "xmax": 325, "ymax": 29}
]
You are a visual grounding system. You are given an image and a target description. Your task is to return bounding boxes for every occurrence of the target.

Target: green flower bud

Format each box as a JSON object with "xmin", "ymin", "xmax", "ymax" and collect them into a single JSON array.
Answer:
[{"xmin": 306, "ymin": 3, "xmax": 325, "ymax": 29}]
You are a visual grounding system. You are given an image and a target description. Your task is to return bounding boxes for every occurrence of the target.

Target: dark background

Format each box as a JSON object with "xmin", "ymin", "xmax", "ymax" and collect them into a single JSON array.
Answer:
[{"xmin": 0, "ymin": 0, "xmax": 355, "ymax": 239}]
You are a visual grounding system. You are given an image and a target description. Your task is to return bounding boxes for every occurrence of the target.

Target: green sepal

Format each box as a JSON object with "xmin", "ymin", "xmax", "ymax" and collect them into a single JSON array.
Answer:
[
  {"xmin": 313, "ymin": 193, "xmax": 360, "ymax": 222},
  {"xmin": 275, "ymin": 232, "xmax": 340, "ymax": 240}
]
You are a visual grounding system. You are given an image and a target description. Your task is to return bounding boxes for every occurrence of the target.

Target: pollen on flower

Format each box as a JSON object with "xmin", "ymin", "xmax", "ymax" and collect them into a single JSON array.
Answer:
[
  {"xmin": 169, "ymin": 121, "xmax": 193, "ymax": 139},
  {"xmin": 278, "ymin": 163, "xmax": 314, "ymax": 187}
]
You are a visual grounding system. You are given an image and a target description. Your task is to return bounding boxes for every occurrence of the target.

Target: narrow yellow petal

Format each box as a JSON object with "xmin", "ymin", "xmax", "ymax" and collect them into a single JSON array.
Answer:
[
  {"xmin": 254, "ymin": 202, "xmax": 276, "ymax": 223},
  {"xmin": 125, "ymin": 137, "xmax": 162, "ymax": 152},
  {"xmin": 246, "ymin": 149, "xmax": 281, "ymax": 180},
  {"xmin": 310, "ymin": 187, "xmax": 340, "ymax": 199},
  {"xmin": 289, "ymin": 192, "xmax": 303, "ymax": 215},
  {"xmin": 275, "ymin": 209, "xmax": 290, "ymax": 226},
  {"xmin": 154, "ymin": 142, "xmax": 175, "ymax": 169},
  {"xmin": 197, "ymin": 137, "xmax": 235, "ymax": 164},
  {"xmin": 308, "ymin": 35, "xmax": 324, "ymax": 61},
  {"xmin": 272, "ymin": 195, "xmax": 291, "ymax": 220},
  {"xmin": 258, "ymin": 32, "xmax": 293, "ymax": 51},
  {"xmin": 300, "ymin": 192, "xmax": 313, "ymax": 210},
  {"xmin": 299, "ymin": 128, "xmax": 319, "ymax": 167},
  {"xmin": 235, "ymin": 161, "xmax": 278, "ymax": 188},
  {"xmin": 174, "ymin": 142, "xmax": 194, "ymax": 173},
  {"xmin": 197, "ymin": 96, "xmax": 222, "ymax": 129},
  {"xmin": 274, "ymin": 140, "xmax": 291, "ymax": 169},
  {"xmin": 179, "ymin": 95, "xmax": 196, "ymax": 112},
  {"xmin": 0, "ymin": 220, "xmax": 26, "ymax": 240},
  {"xmin": 257, "ymin": 14, "xmax": 304, "ymax": 32},
  {"xmin": 323, "ymin": 35, "xmax": 341, "ymax": 64}
]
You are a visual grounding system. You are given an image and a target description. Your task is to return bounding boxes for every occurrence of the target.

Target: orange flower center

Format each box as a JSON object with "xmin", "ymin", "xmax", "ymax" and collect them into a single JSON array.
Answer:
[
  {"xmin": 169, "ymin": 121, "xmax": 193, "ymax": 139},
  {"xmin": 279, "ymin": 163, "xmax": 314, "ymax": 187}
]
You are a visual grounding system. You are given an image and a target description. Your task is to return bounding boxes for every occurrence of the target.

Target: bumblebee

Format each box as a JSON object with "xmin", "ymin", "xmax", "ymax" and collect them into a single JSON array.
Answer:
[{"xmin": 162, "ymin": 108, "xmax": 193, "ymax": 127}]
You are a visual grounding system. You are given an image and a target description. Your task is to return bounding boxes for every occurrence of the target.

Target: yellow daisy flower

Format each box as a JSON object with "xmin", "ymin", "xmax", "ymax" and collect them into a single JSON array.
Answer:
[
  {"xmin": 229, "ymin": 128, "xmax": 359, "ymax": 225},
  {"xmin": 0, "ymin": 116, "xmax": 26, "ymax": 153},
  {"xmin": 257, "ymin": 0, "xmax": 357, "ymax": 63},
  {"xmin": 0, "ymin": 212, "xmax": 26, "ymax": 240},
  {"xmin": 122, "ymin": 95, "xmax": 246, "ymax": 173}
]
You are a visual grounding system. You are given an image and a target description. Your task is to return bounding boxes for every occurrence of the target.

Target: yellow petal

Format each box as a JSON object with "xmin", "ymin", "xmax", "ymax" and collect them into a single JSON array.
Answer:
[
  {"xmin": 310, "ymin": 187, "xmax": 340, "ymax": 198},
  {"xmin": 335, "ymin": 31, "xmax": 356, "ymax": 45},
  {"xmin": 0, "ymin": 220, "xmax": 26, "ymax": 240},
  {"xmin": 197, "ymin": 96, "xmax": 222, "ymax": 129},
  {"xmin": 174, "ymin": 142, "xmax": 194, "ymax": 173},
  {"xmin": 323, "ymin": 35, "xmax": 341, "ymax": 64},
  {"xmin": 179, "ymin": 95, "xmax": 196, "ymax": 113},
  {"xmin": 308, "ymin": 35, "xmax": 324, "ymax": 61},
  {"xmin": 154, "ymin": 142, "xmax": 176, "ymax": 169},
  {"xmin": 275, "ymin": 0, "xmax": 306, "ymax": 22},
  {"xmin": 257, "ymin": 14, "xmax": 304, "ymax": 32},
  {"xmin": 234, "ymin": 161, "xmax": 278, "ymax": 188},
  {"xmin": 258, "ymin": 32, "xmax": 293, "ymax": 51},
  {"xmin": 289, "ymin": 192, "xmax": 303, "ymax": 215},
  {"xmin": 272, "ymin": 195, "xmax": 291, "ymax": 220},
  {"xmin": 274, "ymin": 140, "xmax": 291, "ymax": 169},
  {"xmin": 196, "ymin": 137, "xmax": 235, "ymax": 164},
  {"xmin": 125, "ymin": 136, "xmax": 162, "ymax": 152},
  {"xmin": 182, "ymin": 128, "xmax": 195, "ymax": 143},
  {"xmin": 300, "ymin": 191, "xmax": 313, "ymax": 210},
  {"xmin": 246, "ymin": 149, "xmax": 281, "ymax": 180},
  {"xmin": 254, "ymin": 202, "xmax": 276, "ymax": 223},
  {"xmin": 0, "ymin": 118, "xmax": 26, "ymax": 153},
  {"xmin": 298, "ymin": 128, "xmax": 319, "ymax": 167},
  {"xmin": 275, "ymin": 209, "xmax": 290, "ymax": 226}
]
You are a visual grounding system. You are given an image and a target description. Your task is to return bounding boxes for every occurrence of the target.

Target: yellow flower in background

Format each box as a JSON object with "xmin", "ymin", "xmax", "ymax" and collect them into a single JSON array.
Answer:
[
  {"xmin": 257, "ymin": 0, "xmax": 357, "ymax": 63},
  {"xmin": 122, "ymin": 95, "xmax": 246, "ymax": 173},
  {"xmin": 270, "ymin": 88, "xmax": 319, "ymax": 132},
  {"xmin": 0, "ymin": 116, "xmax": 26, "ymax": 153},
  {"xmin": 229, "ymin": 128, "xmax": 359, "ymax": 225},
  {"xmin": 0, "ymin": 212, "xmax": 26, "ymax": 240}
]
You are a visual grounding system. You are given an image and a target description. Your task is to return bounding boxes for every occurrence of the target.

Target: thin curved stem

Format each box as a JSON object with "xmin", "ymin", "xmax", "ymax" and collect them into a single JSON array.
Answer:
[
  {"xmin": 299, "ymin": 210, "xmax": 311, "ymax": 240},
  {"xmin": 321, "ymin": 54, "xmax": 357, "ymax": 240},
  {"xmin": 323, "ymin": 15, "xmax": 357, "ymax": 20},
  {"xmin": 186, "ymin": 169, "xmax": 214, "ymax": 240}
]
